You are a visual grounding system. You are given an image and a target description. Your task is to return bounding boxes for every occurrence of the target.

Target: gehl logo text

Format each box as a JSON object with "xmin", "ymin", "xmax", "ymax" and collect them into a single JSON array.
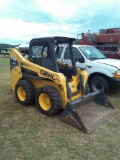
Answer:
[{"xmin": 40, "ymin": 70, "xmax": 55, "ymax": 81}]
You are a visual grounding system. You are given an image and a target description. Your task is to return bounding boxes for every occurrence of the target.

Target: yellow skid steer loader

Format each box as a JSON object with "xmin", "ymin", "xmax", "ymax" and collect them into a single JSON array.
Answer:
[{"xmin": 10, "ymin": 37, "xmax": 114, "ymax": 133}]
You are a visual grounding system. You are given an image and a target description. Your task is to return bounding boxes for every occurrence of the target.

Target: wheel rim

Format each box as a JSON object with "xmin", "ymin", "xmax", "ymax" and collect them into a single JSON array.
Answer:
[
  {"xmin": 93, "ymin": 80, "xmax": 104, "ymax": 91},
  {"xmin": 38, "ymin": 93, "xmax": 51, "ymax": 111},
  {"xmin": 17, "ymin": 86, "xmax": 26, "ymax": 101}
]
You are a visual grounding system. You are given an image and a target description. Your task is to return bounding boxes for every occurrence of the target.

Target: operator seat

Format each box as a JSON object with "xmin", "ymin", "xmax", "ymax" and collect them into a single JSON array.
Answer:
[{"xmin": 41, "ymin": 57, "xmax": 54, "ymax": 70}]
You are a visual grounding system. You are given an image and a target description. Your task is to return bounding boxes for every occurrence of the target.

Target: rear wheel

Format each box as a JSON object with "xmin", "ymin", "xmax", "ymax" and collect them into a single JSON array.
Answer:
[
  {"xmin": 15, "ymin": 80, "xmax": 35, "ymax": 105},
  {"xmin": 89, "ymin": 76, "xmax": 110, "ymax": 94},
  {"xmin": 35, "ymin": 85, "xmax": 62, "ymax": 116}
]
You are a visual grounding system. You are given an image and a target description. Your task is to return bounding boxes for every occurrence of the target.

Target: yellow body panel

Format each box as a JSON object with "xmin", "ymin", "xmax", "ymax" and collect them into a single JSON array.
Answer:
[{"xmin": 10, "ymin": 66, "xmax": 22, "ymax": 91}]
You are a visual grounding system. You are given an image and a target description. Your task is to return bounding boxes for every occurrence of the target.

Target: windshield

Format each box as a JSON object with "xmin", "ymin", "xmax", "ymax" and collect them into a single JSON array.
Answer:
[{"xmin": 79, "ymin": 46, "xmax": 106, "ymax": 60}]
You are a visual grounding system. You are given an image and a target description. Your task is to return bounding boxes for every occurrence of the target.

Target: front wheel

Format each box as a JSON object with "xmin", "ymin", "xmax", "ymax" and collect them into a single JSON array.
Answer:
[
  {"xmin": 89, "ymin": 76, "xmax": 110, "ymax": 94},
  {"xmin": 15, "ymin": 80, "xmax": 35, "ymax": 105},
  {"xmin": 35, "ymin": 85, "xmax": 62, "ymax": 116}
]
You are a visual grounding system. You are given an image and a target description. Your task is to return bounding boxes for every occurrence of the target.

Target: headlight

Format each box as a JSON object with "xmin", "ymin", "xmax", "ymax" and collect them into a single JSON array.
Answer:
[{"xmin": 114, "ymin": 70, "xmax": 120, "ymax": 78}]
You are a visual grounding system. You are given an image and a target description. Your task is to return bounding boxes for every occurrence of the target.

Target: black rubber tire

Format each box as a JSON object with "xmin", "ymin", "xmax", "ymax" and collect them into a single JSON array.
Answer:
[
  {"xmin": 35, "ymin": 85, "xmax": 62, "ymax": 116},
  {"xmin": 15, "ymin": 80, "xmax": 35, "ymax": 105},
  {"xmin": 89, "ymin": 76, "xmax": 110, "ymax": 94}
]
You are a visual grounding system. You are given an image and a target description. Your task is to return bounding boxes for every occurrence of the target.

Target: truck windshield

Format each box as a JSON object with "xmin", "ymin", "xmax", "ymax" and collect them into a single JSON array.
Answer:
[{"xmin": 79, "ymin": 46, "xmax": 106, "ymax": 60}]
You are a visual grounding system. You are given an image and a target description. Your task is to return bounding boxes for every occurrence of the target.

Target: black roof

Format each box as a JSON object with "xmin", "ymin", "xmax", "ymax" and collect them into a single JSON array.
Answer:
[{"xmin": 30, "ymin": 36, "xmax": 76, "ymax": 44}]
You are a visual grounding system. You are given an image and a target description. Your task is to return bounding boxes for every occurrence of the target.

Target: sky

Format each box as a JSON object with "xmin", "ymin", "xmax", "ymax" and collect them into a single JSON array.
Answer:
[{"xmin": 0, "ymin": 0, "xmax": 120, "ymax": 44}]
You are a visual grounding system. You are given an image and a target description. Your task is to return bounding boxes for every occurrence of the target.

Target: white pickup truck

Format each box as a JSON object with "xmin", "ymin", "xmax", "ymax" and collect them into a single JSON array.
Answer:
[{"xmin": 58, "ymin": 44, "xmax": 120, "ymax": 94}]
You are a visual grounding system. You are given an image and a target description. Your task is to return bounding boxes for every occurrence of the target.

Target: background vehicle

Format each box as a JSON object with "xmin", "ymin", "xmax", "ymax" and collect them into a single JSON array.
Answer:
[
  {"xmin": 0, "ymin": 44, "xmax": 18, "ymax": 57},
  {"xmin": 9, "ymin": 36, "xmax": 114, "ymax": 133},
  {"xmin": 79, "ymin": 28, "xmax": 120, "ymax": 59},
  {"xmin": 58, "ymin": 44, "xmax": 120, "ymax": 94}
]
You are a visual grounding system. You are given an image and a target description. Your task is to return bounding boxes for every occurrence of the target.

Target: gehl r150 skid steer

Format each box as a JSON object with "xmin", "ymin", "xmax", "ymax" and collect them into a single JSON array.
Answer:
[{"xmin": 10, "ymin": 36, "xmax": 114, "ymax": 133}]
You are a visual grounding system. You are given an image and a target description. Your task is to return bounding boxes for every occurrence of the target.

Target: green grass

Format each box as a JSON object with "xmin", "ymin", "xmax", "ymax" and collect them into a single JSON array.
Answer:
[{"xmin": 0, "ymin": 55, "xmax": 120, "ymax": 160}]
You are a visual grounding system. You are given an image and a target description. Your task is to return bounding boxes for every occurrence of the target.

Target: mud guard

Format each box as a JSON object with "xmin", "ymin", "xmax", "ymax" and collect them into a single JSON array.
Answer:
[{"xmin": 61, "ymin": 91, "xmax": 115, "ymax": 133}]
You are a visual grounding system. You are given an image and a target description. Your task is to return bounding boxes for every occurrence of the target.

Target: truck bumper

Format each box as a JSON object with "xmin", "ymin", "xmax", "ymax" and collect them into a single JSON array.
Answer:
[{"xmin": 109, "ymin": 77, "xmax": 120, "ymax": 86}]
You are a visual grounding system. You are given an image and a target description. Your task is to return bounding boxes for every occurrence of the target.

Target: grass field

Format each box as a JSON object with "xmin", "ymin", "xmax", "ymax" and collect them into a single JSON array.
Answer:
[{"xmin": 0, "ymin": 55, "xmax": 120, "ymax": 160}]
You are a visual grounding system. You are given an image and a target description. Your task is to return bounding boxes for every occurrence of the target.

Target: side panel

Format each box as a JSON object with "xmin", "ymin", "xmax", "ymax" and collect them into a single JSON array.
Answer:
[
  {"xmin": 10, "ymin": 67, "xmax": 22, "ymax": 91},
  {"xmin": 10, "ymin": 49, "xmax": 23, "ymax": 91}
]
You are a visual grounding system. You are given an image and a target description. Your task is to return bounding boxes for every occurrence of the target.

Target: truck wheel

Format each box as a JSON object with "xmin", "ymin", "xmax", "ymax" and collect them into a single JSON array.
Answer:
[
  {"xmin": 35, "ymin": 85, "xmax": 62, "ymax": 116},
  {"xmin": 15, "ymin": 80, "xmax": 35, "ymax": 105},
  {"xmin": 89, "ymin": 76, "xmax": 110, "ymax": 94}
]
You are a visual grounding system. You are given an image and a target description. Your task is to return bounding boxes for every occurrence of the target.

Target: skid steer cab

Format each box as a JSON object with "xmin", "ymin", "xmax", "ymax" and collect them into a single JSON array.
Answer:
[{"xmin": 10, "ymin": 36, "xmax": 114, "ymax": 133}]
